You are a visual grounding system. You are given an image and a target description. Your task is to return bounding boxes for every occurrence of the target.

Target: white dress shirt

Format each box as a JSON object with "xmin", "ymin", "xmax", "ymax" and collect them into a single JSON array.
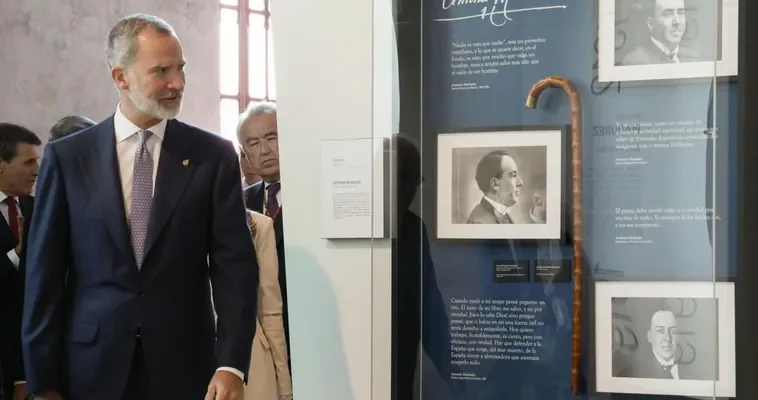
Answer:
[
  {"xmin": 114, "ymin": 106, "xmax": 244, "ymax": 381},
  {"xmin": 483, "ymin": 195, "xmax": 509, "ymax": 219},
  {"xmin": 0, "ymin": 191, "xmax": 22, "ymax": 268}
]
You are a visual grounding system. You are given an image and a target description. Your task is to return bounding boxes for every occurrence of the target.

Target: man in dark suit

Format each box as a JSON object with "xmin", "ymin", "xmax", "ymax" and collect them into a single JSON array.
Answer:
[
  {"xmin": 621, "ymin": 0, "xmax": 700, "ymax": 65},
  {"xmin": 22, "ymin": 14, "xmax": 258, "ymax": 400},
  {"xmin": 237, "ymin": 103, "xmax": 290, "ymax": 361},
  {"xmin": 0, "ymin": 124, "xmax": 40, "ymax": 400},
  {"xmin": 466, "ymin": 150, "xmax": 523, "ymax": 224}
]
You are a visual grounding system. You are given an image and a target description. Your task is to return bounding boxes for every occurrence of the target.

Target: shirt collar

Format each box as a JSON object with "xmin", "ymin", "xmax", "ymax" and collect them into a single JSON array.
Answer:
[
  {"xmin": 650, "ymin": 37, "xmax": 679, "ymax": 59},
  {"xmin": 0, "ymin": 191, "xmax": 9, "ymax": 203},
  {"xmin": 114, "ymin": 104, "xmax": 167, "ymax": 143},
  {"xmin": 264, "ymin": 181, "xmax": 280, "ymax": 190},
  {"xmin": 483, "ymin": 195, "xmax": 510, "ymax": 218},
  {"xmin": 653, "ymin": 350, "xmax": 676, "ymax": 367}
]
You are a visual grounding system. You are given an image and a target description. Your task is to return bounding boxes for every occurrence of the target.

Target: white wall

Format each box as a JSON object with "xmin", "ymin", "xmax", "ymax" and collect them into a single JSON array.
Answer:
[
  {"xmin": 272, "ymin": 0, "xmax": 396, "ymax": 398},
  {"xmin": 0, "ymin": 1, "xmax": 220, "ymax": 140}
]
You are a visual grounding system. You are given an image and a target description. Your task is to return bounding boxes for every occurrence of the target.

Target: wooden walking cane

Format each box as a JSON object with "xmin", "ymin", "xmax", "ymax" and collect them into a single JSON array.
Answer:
[{"xmin": 525, "ymin": 76, "xmax": 583, "ymax": 396}]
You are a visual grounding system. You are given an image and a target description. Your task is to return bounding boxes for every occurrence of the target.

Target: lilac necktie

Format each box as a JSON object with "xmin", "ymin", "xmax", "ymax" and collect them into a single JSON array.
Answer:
[
  {"xmin": 266, "ymin": 182, "xmax": 280, "ymax": 218},
  {"xmin": 130, "ymin": 130, "xmax": 153, "ymax": 268}
]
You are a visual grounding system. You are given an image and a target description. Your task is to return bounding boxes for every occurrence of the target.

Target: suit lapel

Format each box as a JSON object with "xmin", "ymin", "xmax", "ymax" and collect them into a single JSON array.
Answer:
[
  {"xmin": 143, "ymin": 120, "xmax": 195, "ymax": 260},
  {"xmin": 19, "ymin": 196, "xmax": 33, "ymax": 221},
  {"xmin": 18, "ymin": 196, "xmax": 33, "ymax": 274},
  {"xmin": 247, "ymin": 183, "xmax": 264, "ymax": 213},
  {"xmin": 274, "ymin": 209, "xmax": 284, "ymax": 244},
  {"xmin": 80, "ymin": 117, "xmax": 133, "ymax": 262},
  {"xmin": 0, "ymin": 211, "xmax": 13, "ymax": 245}
]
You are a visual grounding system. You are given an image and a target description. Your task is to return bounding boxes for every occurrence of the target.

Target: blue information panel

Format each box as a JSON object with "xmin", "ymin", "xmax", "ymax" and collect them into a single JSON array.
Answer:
[{"xmin": 394, "ymin": 0, "xmax": 739, "ymax": 398}]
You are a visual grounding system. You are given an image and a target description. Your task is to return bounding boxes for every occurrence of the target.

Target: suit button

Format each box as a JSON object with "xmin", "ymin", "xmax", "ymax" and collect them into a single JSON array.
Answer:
[{"xmin": 139, "ymin": 292, "xmax": 145, "ymax": 297}]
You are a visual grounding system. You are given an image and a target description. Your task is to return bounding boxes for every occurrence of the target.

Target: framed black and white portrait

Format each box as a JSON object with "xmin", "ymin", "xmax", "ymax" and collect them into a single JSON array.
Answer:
[
  {"xmin": 598, "ymin": 0, "xmax": 738, "ymax": 82},
  {"xmin": 436, "ymin": 128, "xmax": 563, "ymax": 240},
  {"xmin": 595, "ymin": 281, "xmax": 735, "ymax": 397}
]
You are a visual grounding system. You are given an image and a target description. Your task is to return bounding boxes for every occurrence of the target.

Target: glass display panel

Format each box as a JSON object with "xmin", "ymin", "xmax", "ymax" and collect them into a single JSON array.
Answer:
[{"xmin": 390, "ymin": 0, "xmax": 740, "ymax": 398}]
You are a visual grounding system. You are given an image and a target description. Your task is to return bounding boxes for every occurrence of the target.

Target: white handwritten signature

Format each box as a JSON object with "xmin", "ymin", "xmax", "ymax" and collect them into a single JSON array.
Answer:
[{"xmin": 434, "ymin": 0, "xmax": 567, "ymax": 27}]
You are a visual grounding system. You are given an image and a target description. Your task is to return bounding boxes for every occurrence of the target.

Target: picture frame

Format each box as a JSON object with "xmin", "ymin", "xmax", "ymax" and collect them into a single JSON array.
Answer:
[
  {"xmin": 594, "ymin": 280, "xmax": 736, "ymax": 397},
  {"xmin": 436, "ymin": 127, "xmax": 564, "ymax": 240},
  {"xmin": 597, "ymin": 0, "xmax": 739, "ymax": 82}
]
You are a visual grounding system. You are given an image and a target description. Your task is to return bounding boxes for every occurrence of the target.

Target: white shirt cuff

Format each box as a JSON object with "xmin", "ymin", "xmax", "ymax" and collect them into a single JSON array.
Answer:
[
  {"xmin": 6, "ymin": 248, "xmax": 19, "ymax": 268},
  {"xmin": 217, "ymin": 367, "xmax": 244, "ymax": 381}
]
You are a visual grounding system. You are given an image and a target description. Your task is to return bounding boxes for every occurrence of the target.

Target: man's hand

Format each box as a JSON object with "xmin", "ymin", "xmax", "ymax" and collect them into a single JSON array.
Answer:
[
  {"xmin": 12, "ymin": 383, "xmax": 26, "ymax": 400},
  {"xmin": 14, "ymin": 215, "xmax": 24, "ymax": 254},
  {"xmin": 204, "ymin": 370, "xmax": 243, "ymax": 400},
  {"xmin": 32, "ymin": 390, "xmax": 64, "ymax": 400}
]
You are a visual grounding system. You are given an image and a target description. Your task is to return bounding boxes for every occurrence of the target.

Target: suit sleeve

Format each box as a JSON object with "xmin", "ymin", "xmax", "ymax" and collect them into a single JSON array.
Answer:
[
  {"xmin": 209, "ymin": 142, "xmax": 259, "ymax": 378},
  {"xmin": 256, "ymin": 217, "xmax": 292, "ymax": 395},
  {"xmin": 22, "ymin": 144, "xmax": 70, "ymax": 393}
]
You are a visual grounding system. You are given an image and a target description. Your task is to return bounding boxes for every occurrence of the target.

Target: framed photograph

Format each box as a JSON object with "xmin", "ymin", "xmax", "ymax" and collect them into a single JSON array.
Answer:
[
  {"xmin": 598, "ymin": 0, "xmax": 739, "ymax": 82},
  {"xmin": 595, "ymin": 281, "xmax": 735, "ymax": 397},
  {"xmin": 436, "ymin": 128, "xmax": 563, "ymax": 240}
]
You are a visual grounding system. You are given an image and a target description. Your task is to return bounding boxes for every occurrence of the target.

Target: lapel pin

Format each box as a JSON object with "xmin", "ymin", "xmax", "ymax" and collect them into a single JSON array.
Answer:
[{"xmin": 182, "ymin": 159, "xmax": 189, "ymax": 166}]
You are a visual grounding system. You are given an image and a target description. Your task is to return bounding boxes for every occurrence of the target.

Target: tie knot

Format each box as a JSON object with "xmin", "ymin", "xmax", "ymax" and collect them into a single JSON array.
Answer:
[
  {"xmin": 267, "ymin": 182, "xmax": 281, "ymax": 197},
  {"xmin": 139, "ymin": 130, "xmax": 152, "ymax": 144},
  {"xmin": 4, "ymin": 197, "xmax": 17, "ymax": 206}
]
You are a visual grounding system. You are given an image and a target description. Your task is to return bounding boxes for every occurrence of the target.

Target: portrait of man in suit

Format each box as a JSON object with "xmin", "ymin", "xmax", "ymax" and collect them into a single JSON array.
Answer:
[
  {"xmin": 612, "ymin": 302, "xmax": 717, "ymax": 382},
  {"xmin": 0, "ymin": 124, "xmax": 40, "ymax": 400},
  {"xmin": 22, "ymin": 14, "xmax": 258, "ymax": 400},
  {"xmin": 619, "ymin": 0, "xmax": 701, "ymax": 65},
  {"xmin": 466, "ymin": 150, "xmax": 523, "ymax": 224}
]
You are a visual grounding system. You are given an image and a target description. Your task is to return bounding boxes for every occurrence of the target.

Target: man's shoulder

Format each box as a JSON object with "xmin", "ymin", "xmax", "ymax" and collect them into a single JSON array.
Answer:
[
  {"xmin": 679, "ymin": 45, "xmax": 700, "ymax": 62},
  {"xmin": 247, "ymin": 209, "xmax": 273, "ymax": 228},
  {"xmin": 49, "ymin": 121, "xmax": 102, "ymax": 153},
  {"xmin": 244, "ymin": 181, "xmax": 264, "ymax": 196},
  {"xmin": 170, "ymin": 119, "xmax": 233, "ymax": 152},
  {"xmin": 466, "ymin": 203, "xmax": 496, "ymax": 224},
  {"xmin": 621, "ymin": 45, "xmax": 655, "ymax": 65}
]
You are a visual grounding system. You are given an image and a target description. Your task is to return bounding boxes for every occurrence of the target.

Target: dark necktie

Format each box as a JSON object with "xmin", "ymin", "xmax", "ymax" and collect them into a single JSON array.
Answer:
[
  {"xmin": 266, "ymin": 182, "xmax": 281, "ymax": 218},
  {"xmin": 130, "ymin": 130, "xmax": 153, "ymax": 268},
  {"xmin": 5, "ymin": 197, "xmax": 19, "ymax": 240}
]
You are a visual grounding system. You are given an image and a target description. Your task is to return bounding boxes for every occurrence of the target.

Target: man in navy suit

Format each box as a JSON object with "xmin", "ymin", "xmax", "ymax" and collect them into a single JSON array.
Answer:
[
  {"xmin": 0, "ymin": 124, "xmax": 40, "ymax": 400},
  {"xmin": 22, "ymin": 14, "xmax": 258, "ymax": 400},
  {"xmin": 237, "ymin": 103, "xmax": 290, "ymax": 363}
]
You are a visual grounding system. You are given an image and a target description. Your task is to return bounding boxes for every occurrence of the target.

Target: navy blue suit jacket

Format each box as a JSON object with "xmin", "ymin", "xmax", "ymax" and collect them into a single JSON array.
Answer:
[{"xmin": 22, "ymin": 117, "xmax": 258, "ymax": 399}]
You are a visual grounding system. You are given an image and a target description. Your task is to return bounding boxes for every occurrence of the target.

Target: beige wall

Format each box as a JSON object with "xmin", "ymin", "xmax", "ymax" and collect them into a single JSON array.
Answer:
[{"xmin": 0, "ymin": 1, "xmax": 220, "ymax": 140}]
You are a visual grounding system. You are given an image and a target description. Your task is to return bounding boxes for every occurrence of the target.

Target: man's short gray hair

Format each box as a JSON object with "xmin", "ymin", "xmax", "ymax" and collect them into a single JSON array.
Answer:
[
  {"xmin": 106, "ymin": 14, "xmax": 176, "ymax": 69},
  {"xmin": 237, "ymin": 102, "xmax": 277, "ymax": 134}
]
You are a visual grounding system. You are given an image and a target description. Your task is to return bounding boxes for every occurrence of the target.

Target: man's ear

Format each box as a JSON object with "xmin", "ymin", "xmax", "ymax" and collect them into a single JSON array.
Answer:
[
  {"xmin": 112, "ymin": 67, "xmax": 129, "ymax": 90},
  {"xmin": 489, "ymin": 177, "xmax": 499, "ymax": 191}
]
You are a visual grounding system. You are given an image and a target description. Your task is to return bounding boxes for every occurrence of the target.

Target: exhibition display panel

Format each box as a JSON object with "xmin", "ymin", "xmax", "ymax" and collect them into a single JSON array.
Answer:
[{"xmin": 389, "ymin": 0, "xmax": 747, "ymax": 398}]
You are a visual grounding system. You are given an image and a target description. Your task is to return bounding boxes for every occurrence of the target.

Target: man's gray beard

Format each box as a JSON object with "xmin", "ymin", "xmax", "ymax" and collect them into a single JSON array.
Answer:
[{"xmin": 128, "ymin": 89, "xmax": 182, "ymax": 120}]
